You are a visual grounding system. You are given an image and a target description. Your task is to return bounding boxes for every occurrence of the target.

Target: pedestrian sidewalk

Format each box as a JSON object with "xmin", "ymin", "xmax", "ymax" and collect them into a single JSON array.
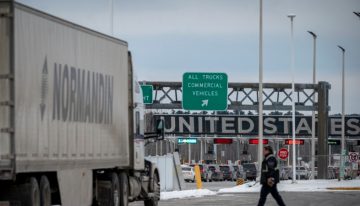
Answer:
[
  {"xmin": 218, "ymin": 179, "xmax": 360, "ymax": 193},
  {"xmin": 161, "ymin": 189, "xmax": 216, "ymax": 200}
]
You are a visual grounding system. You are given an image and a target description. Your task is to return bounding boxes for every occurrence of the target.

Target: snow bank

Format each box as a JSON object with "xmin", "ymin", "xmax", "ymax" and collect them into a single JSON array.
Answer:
[
  {"xmin": 218, "ymin": 180, "xmax": 360, "ymax": 193},
  {"xmin": 218, "ymin": 181, "xmax": 261, "ymax": 193},
  {"xmin": 161, "ymin": 189, "xmax": 217, "ymax": 200}
]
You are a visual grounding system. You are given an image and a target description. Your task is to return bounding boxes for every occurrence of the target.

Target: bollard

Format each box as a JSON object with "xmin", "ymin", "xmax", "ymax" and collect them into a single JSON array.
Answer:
[{"xmin": 194, "ymin": 164, "xmax": 203, "ymax": 189}]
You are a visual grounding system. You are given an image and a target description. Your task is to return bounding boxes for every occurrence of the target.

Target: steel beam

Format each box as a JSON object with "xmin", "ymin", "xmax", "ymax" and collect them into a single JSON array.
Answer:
[
  {"xmin": 143, "ymin": 80, "xmax": 332, "ymax": 179},
  {"xmin": 141, "ymin": 81, "xmax": 322, "ymax": 111}
]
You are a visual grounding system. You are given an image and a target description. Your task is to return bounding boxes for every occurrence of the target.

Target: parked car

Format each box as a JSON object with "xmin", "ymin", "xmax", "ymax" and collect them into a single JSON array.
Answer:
[
  {"xmin": 243, "ymin": 163, "xmax": 257, "ymax": 181},
  {"xmin": 233, "ymin": 165, "xmax": 246, "ymax": 180},
  {"xmin": 181, "ymin": 165, "xmax": 195, "ymax": 182},
  {"xmin": 309, "ymin": 167, "xmax": 318, "ymax": 179},
  {"xmin": 208, "ymin": 164, "xmax": 224, "ymax": 181},
  {"xmin": 328, "ymin": 166, "xmax": 338, "ymax": 179},
  {"xmin": 190, "ymin": 164, "xmax": 212, "ymax": 182},
  {"xmin": 289, "ymin": 166, "xmax": 310, "ymax": 180},
  {"xmin": 219, "ymin": 165, "xmax": 233, "ymax": 181},
  {"xmin": 280, "ymin": 166, "xmax": 291, "ymax": 180},
  {"xmin": 297, "ymin": 166, "xmax": 310, "ymax": 179}
]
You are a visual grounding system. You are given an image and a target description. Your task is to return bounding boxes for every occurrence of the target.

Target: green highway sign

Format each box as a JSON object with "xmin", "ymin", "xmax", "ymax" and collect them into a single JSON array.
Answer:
[
  {"xmin": 182, "ymin": 72, "xmax": 228, "ymax": 111},
  {"xmin": 178, "ymin": 138, "xmax": 197, "ymax": 144},
  {"xmin": 141, "ymin": 85, "xmax": 153, "ymax": 104}
]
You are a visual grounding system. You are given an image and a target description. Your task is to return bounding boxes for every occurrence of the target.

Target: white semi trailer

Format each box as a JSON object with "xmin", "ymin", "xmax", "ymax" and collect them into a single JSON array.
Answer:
[{"xmin": 0, "ymin": 1, "xmax": 163, "ymax": 205}]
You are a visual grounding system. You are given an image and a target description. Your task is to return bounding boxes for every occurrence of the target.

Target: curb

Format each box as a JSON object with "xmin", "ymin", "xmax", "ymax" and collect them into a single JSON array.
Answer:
[{"xmin": 327, "ymin": 187, "xmax": 360, "ymax": 191}]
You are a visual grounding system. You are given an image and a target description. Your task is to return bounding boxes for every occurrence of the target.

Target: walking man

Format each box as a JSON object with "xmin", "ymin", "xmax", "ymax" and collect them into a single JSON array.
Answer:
[{"xmin": 257, "ymin": 146, "xmax": 286, "ymax": 206}]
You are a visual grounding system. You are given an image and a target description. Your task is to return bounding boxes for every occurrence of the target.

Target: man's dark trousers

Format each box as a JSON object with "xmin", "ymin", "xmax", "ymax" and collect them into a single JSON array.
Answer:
[{"xmin": 257, "ymin": 184, "xmax": 286, "ymax": 206}]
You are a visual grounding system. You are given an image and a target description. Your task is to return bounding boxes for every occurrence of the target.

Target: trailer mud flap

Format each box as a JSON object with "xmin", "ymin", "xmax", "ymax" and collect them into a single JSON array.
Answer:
[{"xmin": 57, "ymin": 169, "xmax": 92, "ymax": 206}]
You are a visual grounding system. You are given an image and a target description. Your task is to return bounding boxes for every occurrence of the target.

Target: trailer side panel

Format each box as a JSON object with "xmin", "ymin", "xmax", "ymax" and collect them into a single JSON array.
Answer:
[{"xmin": 13, "ymin": 3, "xmax": 130, "ymax": 173}]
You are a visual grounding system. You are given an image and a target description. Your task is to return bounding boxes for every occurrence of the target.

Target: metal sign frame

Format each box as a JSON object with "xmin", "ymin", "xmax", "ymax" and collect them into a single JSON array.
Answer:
[{"xmin": 141, "ymin": 81, "xmax": 331, "ymax": 178}]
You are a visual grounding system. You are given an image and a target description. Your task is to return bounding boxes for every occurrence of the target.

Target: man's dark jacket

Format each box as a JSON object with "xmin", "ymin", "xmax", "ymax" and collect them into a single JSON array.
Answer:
[{"xmin": 260, "ymin": 154, "xmax": 280, "ymax": 185}]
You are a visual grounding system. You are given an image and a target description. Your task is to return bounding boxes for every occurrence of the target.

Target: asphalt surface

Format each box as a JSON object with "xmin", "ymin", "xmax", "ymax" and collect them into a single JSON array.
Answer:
[
  {"xmin": 129, "ymin": 182, "xmax": 360, "ymax": 206},
  {"xmin": 184, "ymin": 180, "xmax": 237, "ymax": 191},
  {"xmin": 131, "ymin": 191, "xmax": 360, "ymax": 206}
]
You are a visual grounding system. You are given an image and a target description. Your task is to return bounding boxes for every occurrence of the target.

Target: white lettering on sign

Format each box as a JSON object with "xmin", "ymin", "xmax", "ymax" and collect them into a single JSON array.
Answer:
[
  {"xmin": 222, "ymin": 117, "xmax": 235, "ymax": 133},
  {"xmin": 347, "ymin": 118, "xmax": 360, "ymax": 135},
  {"xmin": 187, "ymin": 82, "xmax": 223, "ymax": 89},
  {"xmin": 264, "ymin": 117, "xmax": 277, "ymax": 134},
  {"xmin": 238, "ymin": 117, "xmax": 254, "ymax": 133},
  {"xmin": 162, "ymin": 116, "xmax": 175, "ymax": 133},
  {"xmin": 201, "ymin": 74, "xmax": 224, "ymax": 80},
  {"xmin": 205, "ymin": 117, "xmax": 219, "ymax": 133},
  {"xmin": 187, "ymin": 74, "xmax": 197, "ymax": 79},
  {"xmin": 156, "ymin": 115, "xmax": 360, "ymax": 136},
  {"xmin": 279, "ymin": 117, "xmax": 292, "ymax": 134},
  {"xmin": 279, "ymin": 151, "xmax": 288, "ymax": 157},
  {"xmin": 198, "ymin": 117, "xmax": 203, "ymax": 133},
  {"xmin": 192, "ymin": 90, "xmax": 219, "ymax": 97},
  {"xmin": 296, "ymin": 118, "xmax": 312, "ymax": 134},
  {"xmin": 179, "ymin": 117, "xmax": 194, "ymax": 133},
  {"xmin": 331, "ymin": 118, "xmax": 342, "ymax": 135}
]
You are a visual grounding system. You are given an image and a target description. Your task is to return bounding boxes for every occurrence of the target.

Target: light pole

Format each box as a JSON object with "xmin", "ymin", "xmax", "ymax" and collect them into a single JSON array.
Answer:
[
  {"xmin": 188, "ymin": 135, "xmax": 192, "ymax": 164},
  {"xmin": 214, "ymin": 111, "xmax": 218, "ymax": 163},
  {"xmin": 308, "ymin": 31, "xmax": 317, "ymax": 179},
  {"xmin": 258, "ymin": 0, "xmax": 264, "ymax": 169},
  {"xmin": 288, "ymin": 14, "xmax": 296, "ymax": 183},
  {"xmin": 354, "ymin": 12, "xmax": 360, "ymax": 18},
  {"xmin": 110, "ymin": 0, "xmax": 114, "ymax": 35},
  {"xmin": 200, "ymin": 136, "xmax": 203, "ymax": 163},
  {"xmin": 338, "ymin": 45, "xmax": 346, "ymax": 180}
]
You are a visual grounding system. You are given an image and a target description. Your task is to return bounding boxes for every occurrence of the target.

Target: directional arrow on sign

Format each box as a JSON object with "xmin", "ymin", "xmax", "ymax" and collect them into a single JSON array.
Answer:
[{"xmin": 201, "ymin": 99, "xmax": 208, "ymax": 107}]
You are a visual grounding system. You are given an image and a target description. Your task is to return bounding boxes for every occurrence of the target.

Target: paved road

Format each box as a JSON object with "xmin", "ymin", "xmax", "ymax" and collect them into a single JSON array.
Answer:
[
  {"xmin": 183, "ymin": 181, "xmax": 237, "ymax": 191},
  {"xmin": 130, "ymin": 191, "xmax": 360, "ymax": 206}
]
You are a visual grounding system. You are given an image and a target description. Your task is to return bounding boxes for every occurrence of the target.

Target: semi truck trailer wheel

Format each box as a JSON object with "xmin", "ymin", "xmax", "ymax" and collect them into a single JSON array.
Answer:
[
  {"xmin": 39, "ymin": 176, "xmax": 51, "ymax": 206},
  {"xmin": 22, "ymin": 177, "xmax": 40, "ymax": 206},
  {"xmin": 119, "ymin": 172, "xmax": 129, "ymax": 206},
  {"xmin": 144, "ymin": 173, "xmax": 160, "ymax": 206},
  {"xmin": 110, "ymin": 172, "xmax": 120, "ymax": 206}
]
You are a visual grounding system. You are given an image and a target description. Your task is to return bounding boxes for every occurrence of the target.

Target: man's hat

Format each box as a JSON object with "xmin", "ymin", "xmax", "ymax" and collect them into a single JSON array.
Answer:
[{"xmin": 264, "ymin": 145, "xmax": 274, "ymax": 154}]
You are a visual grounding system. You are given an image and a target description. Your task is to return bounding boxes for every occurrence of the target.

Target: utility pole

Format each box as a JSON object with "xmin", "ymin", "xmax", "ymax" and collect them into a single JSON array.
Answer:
[
  {"xmin": 110, "ymin": 0, "xmax": 114, "ymax": 35},
  {"xmin": 288, "ymin": 13, "xmax": 297, "ymax": 183},
  {"xmin": 338, "ymin": 45, "xmax": 346, "ymax": 180},
  {"xmin": 258, "ymin": 0, "xmax": 264, "ymax": 170},
  {"xmin": 354, "ymin": 12, "xmax": 360, "ymax": 19}
]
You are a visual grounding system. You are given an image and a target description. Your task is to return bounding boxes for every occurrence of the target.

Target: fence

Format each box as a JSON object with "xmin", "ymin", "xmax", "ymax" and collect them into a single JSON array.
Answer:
[{"xmin": 279, "ymin": 154, "xmax": 359, "ymax": 180}]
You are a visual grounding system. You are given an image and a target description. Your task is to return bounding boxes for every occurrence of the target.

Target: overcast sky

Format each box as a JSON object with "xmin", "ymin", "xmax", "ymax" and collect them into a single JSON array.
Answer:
[{"xmin": 18, "ymin": 0, "xmax": 360, "ymax": 114}]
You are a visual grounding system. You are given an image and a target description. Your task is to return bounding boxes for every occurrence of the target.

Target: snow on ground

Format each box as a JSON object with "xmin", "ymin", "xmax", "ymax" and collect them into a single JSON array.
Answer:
[
  {"xmin": 159, "ymin": 180, "xmax": 360, "ymax": 200},
  {"xmin": 218, "ymin": 179, "xmax": 360, "ymax": 193},
  {"xmin": 161, "ymin": 189, "xmax": 216, "ymax": 200}
]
